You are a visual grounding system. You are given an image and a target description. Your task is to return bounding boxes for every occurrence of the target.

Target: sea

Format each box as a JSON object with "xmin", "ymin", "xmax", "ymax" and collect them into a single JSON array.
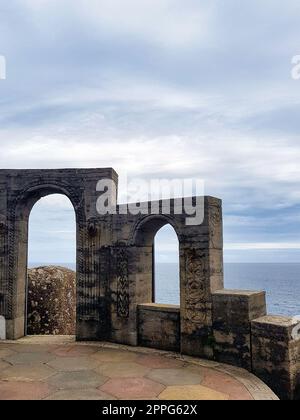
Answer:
[{"xmin": 29, "ymin": 262, "xmax": 300, "ymax": 317}]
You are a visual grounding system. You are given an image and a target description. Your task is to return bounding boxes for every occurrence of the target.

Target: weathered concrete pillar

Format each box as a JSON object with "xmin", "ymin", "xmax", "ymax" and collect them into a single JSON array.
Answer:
[
  {"xmin": 251, "ymin": 315, "xmax": 300, "ymax": 400},
  {"xmin": 212, "ymin": 290, "xmax": 266, "ymax": 369}
]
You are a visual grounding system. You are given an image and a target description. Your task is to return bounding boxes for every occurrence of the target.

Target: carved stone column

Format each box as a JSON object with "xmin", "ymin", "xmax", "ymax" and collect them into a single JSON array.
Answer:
[{"xmin": 180, "ymin": 197, "xmax": 223, "ymax": 358}]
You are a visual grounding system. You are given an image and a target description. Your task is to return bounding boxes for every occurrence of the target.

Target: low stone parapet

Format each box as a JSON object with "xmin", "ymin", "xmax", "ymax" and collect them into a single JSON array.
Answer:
[
  {"xmin": 251, "ymin": 315, "xmax": 300, "ymax": 400},
  {"xmin": 212, "ymin": 289, "xmax": 267, "ymax": 370},
  {"xmin": 137, "ymin": 303, "xmax": 180, "ymax": 352}
]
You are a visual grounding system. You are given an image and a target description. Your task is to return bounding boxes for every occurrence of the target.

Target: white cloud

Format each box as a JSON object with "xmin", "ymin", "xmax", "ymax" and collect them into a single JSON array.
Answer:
[
  {"xmin": 19, "ymin": 0, "xmax": 215, "ymax": 49},
  {"xmin": 2, "ymin": 0, "xmax": 300, "ymax": 262}
]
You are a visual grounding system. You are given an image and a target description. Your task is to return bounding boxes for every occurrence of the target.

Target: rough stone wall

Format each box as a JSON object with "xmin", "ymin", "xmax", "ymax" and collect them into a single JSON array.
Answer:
[
  {"xmin": 251, "ymin": 316, "xmax": 300, "ymax": 400},
  {"xmin": 27, "ymin": 266, "xmax": 76, "ymax": 335},
  {"xmin": 212, "ymin": 290, "xmax": 267, "ymax": 370},
  {"xmin": 0, "ymin": 315, "xmax": 5, "ymax": 340},
  {"xmin": 138, "ymin": 303, "xmax": 180, "ymax": 352}
]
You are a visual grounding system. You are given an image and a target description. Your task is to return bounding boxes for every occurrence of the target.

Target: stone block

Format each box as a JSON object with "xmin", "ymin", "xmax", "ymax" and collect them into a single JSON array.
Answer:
[
  {"xmin": 138, "ymin": 303, "xmax": 180, "ymax": 352},
  {"xmin": 212, "ymin": 289, "xmax": 266, "ymax": 369},
  {"xmin": 0, "ymin": 315, "xmax": 5, "ymax": 340},
  {"xmin": 251, "ymin": 315, "xmax": 300, "ymax": 400},
  {"xmin": 27, "ymin": 266, "xmax": 76, "ymax": 335}
]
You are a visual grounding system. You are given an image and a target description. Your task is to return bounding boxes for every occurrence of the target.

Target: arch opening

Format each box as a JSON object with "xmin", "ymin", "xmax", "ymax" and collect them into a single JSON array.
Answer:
[
  {"xmin": 154, "ymin": 224, "xmax": 180, "ymax": 305},
  {"xmin": 26, "ymin": 193, "xmax": 76, "ymax": 336},
  {"xmin": 135, "ymin": 217, "xmax": 181, "ymax": 352}
]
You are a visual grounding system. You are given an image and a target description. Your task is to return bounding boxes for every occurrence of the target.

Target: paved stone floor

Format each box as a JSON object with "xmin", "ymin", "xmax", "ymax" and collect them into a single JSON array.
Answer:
[{"xmin": 0, "ymin": 336, "xmax": 278, "ymax": 400}]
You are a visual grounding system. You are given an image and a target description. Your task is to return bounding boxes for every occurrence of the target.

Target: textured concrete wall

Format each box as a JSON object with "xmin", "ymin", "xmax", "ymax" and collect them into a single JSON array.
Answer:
[
  {"xmin": 251, "ymin": 316, "xmax": 300, "ymax": 400},
  {"xmin": 138, "ymin": 303, "xmax": 180, "ymax": 352},
  {"xmin": 212, "ymin": 290, "xmax": 267, "ymax": 370}
]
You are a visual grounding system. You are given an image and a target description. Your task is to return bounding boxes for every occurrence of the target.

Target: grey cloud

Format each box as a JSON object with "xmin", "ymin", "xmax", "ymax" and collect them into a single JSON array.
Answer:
[{"xmin": 1, "ymin": 1, "xmax": 300, "ymax": 262}]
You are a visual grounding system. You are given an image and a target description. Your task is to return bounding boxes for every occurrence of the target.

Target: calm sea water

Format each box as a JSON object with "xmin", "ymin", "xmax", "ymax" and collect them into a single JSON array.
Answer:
[
  {"xmin": 29, "ymin": 262, "xmax": 300, "ymax": 317},
  {"xmin": 155, "ymin": 262, "xmax": 300, "ymax": 317}
]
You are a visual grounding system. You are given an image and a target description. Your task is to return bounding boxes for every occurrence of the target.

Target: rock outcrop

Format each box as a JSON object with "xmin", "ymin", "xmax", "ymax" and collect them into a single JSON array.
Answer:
[{"xmin": 27, "ymin": 266, "xmax": 76, "ymax": 335}]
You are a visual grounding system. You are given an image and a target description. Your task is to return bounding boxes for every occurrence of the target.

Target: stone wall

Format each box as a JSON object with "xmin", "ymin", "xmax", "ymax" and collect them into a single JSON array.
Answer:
[
  {"xmin": 0, "ymin": 315, "xmax": 5, "ymax": 340},
  {"xmin": 138, "ymin": 303, "xmax": 180, "ymax": 352},
  {"xmin": 212, "ymin": 290, "xmax": 266, "ymax": 370},
  {"xmin": 251, "ymin": 316, "xmax": 300, "ymax": 400}
]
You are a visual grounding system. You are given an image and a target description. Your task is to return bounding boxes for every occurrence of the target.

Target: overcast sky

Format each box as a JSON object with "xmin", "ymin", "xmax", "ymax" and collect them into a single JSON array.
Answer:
[{"xmin": 1, "ymin": 1, "xmax": 300, "ymax": 263}]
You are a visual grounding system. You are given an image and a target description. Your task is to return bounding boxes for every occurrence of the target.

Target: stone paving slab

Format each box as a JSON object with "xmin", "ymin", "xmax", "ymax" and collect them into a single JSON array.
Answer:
[
  {"xmin": 0, "ymin": 348, "xmax": 16, "ymax": 358},
  {"xmin": 47, "ymin": 370, "xmax": 108, "ymax": 389},
  {"xmin": 136, "ymin": 354, "xmax": 186, "ymax": 369},
  {"xmin": 45, "ymin": 389, "xmax": 116, "ymax": 401},
  {"xmin": 4, "ymin": 351, "xmax": 55, "ymax": 365},
  {"xmin": 91, "ymin": 348, "xmax": 138, "ymax": 363},
  {"xmin": 0, "ymin": 360, "xmax": 11, "ymax": 371},
  {"xmin": 147, "ymin": 368, "xmax": 203, "ymax": 386},
  {"xmin": 95, "ymin": 362, "xmax": 150, "ymax": 378},
  {"xmin": 100, "ymin": 377, "xmax": 165, "ymax": 399},
  {"xmin": 0, "ymin": 364, "xmax": 55, "ymax": 382},
  {"xmin": 0, "ymin": 336, "xmax": 279, "ymax": 400},
  {"xmin": 159, "ymin": 385, "xmax": 229, "ymax": 400},
  {"xmin": 0, "ymin": 381, "xmax": 54, "ymax": 400},
  {"xmin": 47, "ymin": 356, "xmax": 99, "ymax": 372}
]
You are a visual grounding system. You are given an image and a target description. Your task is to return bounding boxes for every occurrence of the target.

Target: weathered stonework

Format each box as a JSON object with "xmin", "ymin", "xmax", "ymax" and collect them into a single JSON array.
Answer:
[
  {"xmin": 0, "ymin": 167, "xmax": 299, "ymax": 399},
  {"xmin": 251, "ymin": 316, "xmax": 300, "ymax": 400},
  {"xmin": 212, "ymin": 290, "xmax": 267, "ymax": 370},
  {"xmin": 138, "ymin": 303, "xmax": 180, "ymax": 352},
  {"xmin": 27, "ymin": 266, "xmax": 76, "ymax": 335},
  {"xmin": 0, "ymin": 168, "xmax": 118, "ymax": 341}
]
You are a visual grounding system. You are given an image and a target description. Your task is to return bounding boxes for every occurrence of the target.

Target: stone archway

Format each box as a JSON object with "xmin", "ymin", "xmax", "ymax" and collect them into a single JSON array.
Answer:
[
  {"xmin": 7, "ymin": 183, "xmax": 83, "ymax": 341},
  {"xmin": 1, "ymin": 171, "xmax": 224, "ymax": 359},
  {"xmin": 0, "ymin": 168, "xmax": 118, "ymax": 340},
  {"xmin": 18, "ymin": 187, "xmax": 78, "ymax": 337},
  {"xmin": 131, "ymin": 214, "xmax": 180, "ymax": 303},
  {"xmin": 153, "ymin": 224, "xmax": 180, "ymax": 305}
]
